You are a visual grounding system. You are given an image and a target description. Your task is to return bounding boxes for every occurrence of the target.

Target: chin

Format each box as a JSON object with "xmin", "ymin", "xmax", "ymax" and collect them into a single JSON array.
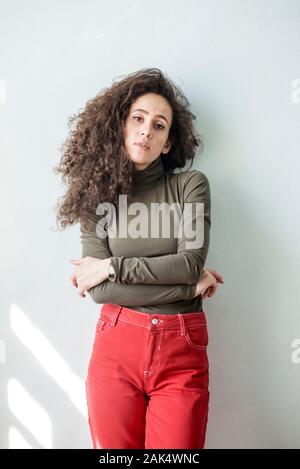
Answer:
[
  {"xmin": 128, "ymin": 153, "xmax": 150, "ymax": 164},
  {"xmin": 131, "ymin": 156, "xmax": 148, "ymax": 164}
]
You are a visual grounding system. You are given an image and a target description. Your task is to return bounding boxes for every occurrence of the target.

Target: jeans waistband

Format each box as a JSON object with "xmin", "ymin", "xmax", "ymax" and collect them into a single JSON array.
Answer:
[{"xmin": 100, "ymin": 303, "xmax": 207, "ymax": 335}]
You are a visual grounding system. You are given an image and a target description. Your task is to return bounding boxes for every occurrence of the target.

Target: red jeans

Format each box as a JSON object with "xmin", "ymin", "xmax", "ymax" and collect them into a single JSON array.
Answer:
[{"xmin": 85, "ymin": 303, "xmax": 210, "ymax": 449}]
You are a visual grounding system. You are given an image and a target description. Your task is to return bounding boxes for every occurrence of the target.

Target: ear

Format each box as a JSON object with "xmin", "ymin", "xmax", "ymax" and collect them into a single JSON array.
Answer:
[{"xmin": 162, "ymin": 139, "xmax": 171, "ymax": 154}]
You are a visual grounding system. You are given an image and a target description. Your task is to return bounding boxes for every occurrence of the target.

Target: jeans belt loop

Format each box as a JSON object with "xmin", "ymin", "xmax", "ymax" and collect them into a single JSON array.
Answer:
[
  {"xmin": 111, "ymin": 306, "xmax": 122, "ymax": 327},
  {"xmin": 177, "ymin": 313, "xmax": 186, "ymax": 336}
]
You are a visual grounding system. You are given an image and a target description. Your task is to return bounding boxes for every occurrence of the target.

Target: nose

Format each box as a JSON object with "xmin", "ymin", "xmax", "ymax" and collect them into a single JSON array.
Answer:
[{"xmin": 140, "ymin": 127, "xmax": 152, "ymax": 138}]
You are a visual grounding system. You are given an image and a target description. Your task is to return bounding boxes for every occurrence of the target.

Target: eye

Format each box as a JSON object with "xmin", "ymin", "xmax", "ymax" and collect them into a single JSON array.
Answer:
[{"xmin": 132, "ymin": 116, "xmax": 165, "ymax": 129}]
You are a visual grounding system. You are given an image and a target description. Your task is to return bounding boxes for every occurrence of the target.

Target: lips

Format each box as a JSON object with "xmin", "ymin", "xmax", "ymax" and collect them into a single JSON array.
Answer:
[{"xmin": 135, "ymin": 142, "xmax": 150, "ymax": 150}]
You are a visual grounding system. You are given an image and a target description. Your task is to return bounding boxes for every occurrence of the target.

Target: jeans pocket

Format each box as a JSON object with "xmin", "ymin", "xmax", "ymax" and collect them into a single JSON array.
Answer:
[
  {"xmin": 95, "ymin": 315, "xmax": 114, "ymax": 338},
  {"xmin": 184, "ymin": 324, "xmax": 208, "ymax": 350}
]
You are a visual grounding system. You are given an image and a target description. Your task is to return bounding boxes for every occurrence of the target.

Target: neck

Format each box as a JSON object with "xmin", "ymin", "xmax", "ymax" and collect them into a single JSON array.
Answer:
[
  {"xmin": 132, "ymin": 154, "xmax": 165, "ymax": 193},
  {"xmin": 133, "ymin": 161, "xmax": 152, "ymax": 171}
]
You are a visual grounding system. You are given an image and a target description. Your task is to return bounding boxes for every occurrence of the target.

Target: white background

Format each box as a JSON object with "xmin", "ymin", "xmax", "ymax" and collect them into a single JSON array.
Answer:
[{"xmin": 0, "ymin": 0, "xmax": 299, "ymax": 448}]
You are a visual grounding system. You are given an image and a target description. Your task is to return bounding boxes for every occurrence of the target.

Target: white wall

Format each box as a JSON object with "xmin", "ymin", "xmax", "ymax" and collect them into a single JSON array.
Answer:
[{"xmin": 1, "ymin": 0, "xmax": 299, "ymax": 448}]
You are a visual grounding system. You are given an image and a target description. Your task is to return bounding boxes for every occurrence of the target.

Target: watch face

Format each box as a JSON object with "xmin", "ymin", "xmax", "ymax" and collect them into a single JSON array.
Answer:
[{"xmin": 108, "ymin": 265, "xmax": 115, "ymax": 279}]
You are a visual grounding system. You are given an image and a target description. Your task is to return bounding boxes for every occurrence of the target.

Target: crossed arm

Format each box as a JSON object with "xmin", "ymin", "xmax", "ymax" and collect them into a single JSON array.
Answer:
[{"xmin": 73, "ymin": 171, "xmax": 211, "ymax": 306}]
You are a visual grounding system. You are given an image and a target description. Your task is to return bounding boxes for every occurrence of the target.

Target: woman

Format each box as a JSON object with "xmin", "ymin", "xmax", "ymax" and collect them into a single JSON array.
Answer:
[{"xmin": 54, "ymin": 68, "xmax": 224, "ymax": 449}]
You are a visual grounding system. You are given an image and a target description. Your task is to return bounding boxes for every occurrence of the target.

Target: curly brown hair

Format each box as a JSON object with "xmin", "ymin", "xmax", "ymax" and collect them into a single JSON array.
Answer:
[{"xmin": 53, "ymin": 67, "xmax": 203, "ymax": 231}]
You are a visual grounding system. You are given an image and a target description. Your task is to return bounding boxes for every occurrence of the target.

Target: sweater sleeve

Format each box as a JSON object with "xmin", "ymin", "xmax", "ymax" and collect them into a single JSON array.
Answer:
[
  {"xmin": 109, "ymin": 171, "xmax": 211, "ymax": 285},
  {"xmin": 79, "ymin": 213, "xmax": 197, "ymax": 305}
]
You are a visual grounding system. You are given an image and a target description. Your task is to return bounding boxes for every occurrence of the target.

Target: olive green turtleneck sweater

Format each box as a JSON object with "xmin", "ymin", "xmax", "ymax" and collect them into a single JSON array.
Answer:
[{"xmin": 80, "ymin": 154, "xmax": 211, "ymax": 314}]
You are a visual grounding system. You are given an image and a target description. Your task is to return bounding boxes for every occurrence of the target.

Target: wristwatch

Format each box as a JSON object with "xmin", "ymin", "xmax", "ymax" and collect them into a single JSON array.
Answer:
[{"xmin": 107, "ymin": 259, "xmax": 116, "ymax": 281}]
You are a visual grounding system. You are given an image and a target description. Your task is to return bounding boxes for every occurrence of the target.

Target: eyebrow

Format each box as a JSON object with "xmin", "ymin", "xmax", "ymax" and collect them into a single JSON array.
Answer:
[{"xmin": 131, "ymin": 108, "xmax": 169, "ymax": 124}]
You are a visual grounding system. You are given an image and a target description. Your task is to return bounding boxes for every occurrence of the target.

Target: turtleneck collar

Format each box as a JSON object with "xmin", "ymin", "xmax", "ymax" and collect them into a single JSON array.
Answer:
[{"xmin": 132, "ymin": 154, "xmax": 165, "ymax": 192}]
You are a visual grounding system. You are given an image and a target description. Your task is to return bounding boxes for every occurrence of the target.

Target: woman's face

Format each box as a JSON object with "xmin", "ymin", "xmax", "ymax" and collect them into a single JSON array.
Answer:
[{"xmin": 123, "ymin": 92, "xmax": 173, "ymax": 171}]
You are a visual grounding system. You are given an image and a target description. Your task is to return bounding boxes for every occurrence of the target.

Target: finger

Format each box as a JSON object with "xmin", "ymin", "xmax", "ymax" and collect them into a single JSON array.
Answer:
[
  {"xmin": 78, "ymin": 289, "xmax": 86, "ymax": 297},
  {"xmin": 210, "ymin": 271, "xmax": 224, "ymax": 283},
  {"xmin": 202, "ymin": 289, "xmax": 211, "ymax": 299},
  {"xmin": 71, "ymin": 278, "xmax": 78, "ymax": 288},
  {"xmin": 209, "ymin": 270, "xmax": 224, "ymax": 283},
  {"xmin": 207, "ymin": 285, "xmax": 218, "ymax": 297},
  {"xmin": 70, "ymin": 275, "xmax": 78, "ymax": 288},
  {"xmin": 70, "ymin": 259, "xmax": 82, "ymax": 264},
  {"xmin": 71, "ymin": 275, "xmax": 78, "ymax": 287},
  {"xmin": 207, "ymin": 272, "xmax": 219, "ymax": 285},
  {"xmin": 202, "ymin": 287, "xmax": 210, "ymax": 299},
  {"xmin": 78, "ymin": 285, "xmax": 87, "ymax": 297},
  {"xmin": 203, "ymin": 283, "xmax": 218, "ymax": 299}
]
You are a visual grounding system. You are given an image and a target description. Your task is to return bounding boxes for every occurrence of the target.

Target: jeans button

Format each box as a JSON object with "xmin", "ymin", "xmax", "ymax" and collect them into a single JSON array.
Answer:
[{"xmin": 151, "ymin": 318, "xmax": 159, "ymax": 325}]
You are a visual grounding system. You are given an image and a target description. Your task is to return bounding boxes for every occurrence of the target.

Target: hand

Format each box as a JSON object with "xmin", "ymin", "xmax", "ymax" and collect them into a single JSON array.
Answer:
[
  {"xmin": 69, "ymin": 257, "xmax": 111, "ymax": 298},
  {"xmin": 194, "ymin": 268, "xmax": 224, "ymax": 300},
  {"xmin": 201, "ymin": 268, "xmax": 224, "ymax": 299}
]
